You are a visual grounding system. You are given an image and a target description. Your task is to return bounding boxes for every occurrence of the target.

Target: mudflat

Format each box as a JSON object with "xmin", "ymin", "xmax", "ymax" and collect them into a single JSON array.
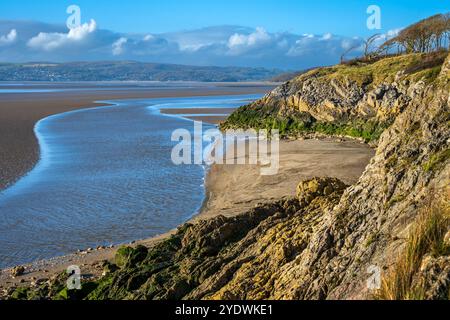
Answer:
[{"xmin": 0, "ymin": 83, "xmax": 274, "ymax": 190}]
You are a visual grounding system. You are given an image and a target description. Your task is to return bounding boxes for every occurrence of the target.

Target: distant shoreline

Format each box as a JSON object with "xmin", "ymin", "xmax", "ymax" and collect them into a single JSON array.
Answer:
[{"xmin": 0, "ymin": 60, "xmax": 284, "ymax": 82}]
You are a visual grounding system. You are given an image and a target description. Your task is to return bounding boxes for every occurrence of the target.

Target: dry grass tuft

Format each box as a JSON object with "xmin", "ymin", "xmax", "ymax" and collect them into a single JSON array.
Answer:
[{"xmin": 375, "ymin": 193, "xmax": 450, "ymax": 300}]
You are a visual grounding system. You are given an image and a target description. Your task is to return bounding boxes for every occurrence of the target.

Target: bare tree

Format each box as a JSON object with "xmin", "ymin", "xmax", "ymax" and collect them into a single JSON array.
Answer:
[
  {"xmin": 380, "ymin": 13, "xmax": 450, "ymax": 54},
  {"xmin": 364, "ymin": 34, "xmax": 381, "ymax": 59},
  {"xmin": 340, "ymin": 45, "xmax": 359, "ymax": 63}
]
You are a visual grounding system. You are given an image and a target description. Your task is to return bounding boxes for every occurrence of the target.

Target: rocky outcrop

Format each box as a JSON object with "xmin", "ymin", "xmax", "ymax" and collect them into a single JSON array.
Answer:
[
  {"xmin": 6, "ymin": 53, "xmax": 449, "ymax": 301},
  {"xmin": 414, "ymin": 255, "xmax": 450, "ymax": 300},
  {"xmin": 222, "ymin": 51, "xmax": 449, "ymax": 144}
]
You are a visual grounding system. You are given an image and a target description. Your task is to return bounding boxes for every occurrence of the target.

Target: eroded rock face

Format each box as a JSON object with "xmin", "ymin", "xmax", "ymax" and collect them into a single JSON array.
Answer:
[
  {"xmin": 87, "ymin": 179, "xmax": 347, "ymax": 300},
  {"xmin": 267, "ymin": 76, "xmax": 366, "ymax": 122},
  {"xmin": 300, "ymin": 70, "xmax": 449, "ymax": 299},
  {"xmin": 296, "ymin": 177, "xmax": 348, "ymax": 207},
  {"xmin": 415, "ymin": 256, "xmax": 450, "ymax": 300}
]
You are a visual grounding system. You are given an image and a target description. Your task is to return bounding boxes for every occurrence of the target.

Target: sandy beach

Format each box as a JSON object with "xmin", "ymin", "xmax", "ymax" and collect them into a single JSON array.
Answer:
[
  {"xmin": 0, "ymin": 135, "xmax": 374, "ymax": 292},
  {"xmin": 0, "ymin": 82, "xmax": 274, "ymax": 190}
]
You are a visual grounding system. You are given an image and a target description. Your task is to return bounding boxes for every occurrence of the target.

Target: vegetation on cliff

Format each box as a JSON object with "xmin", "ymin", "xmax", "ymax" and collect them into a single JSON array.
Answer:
[{"xmin": 221, "ymin": 50, "xmax": 448, "ymax": 143}]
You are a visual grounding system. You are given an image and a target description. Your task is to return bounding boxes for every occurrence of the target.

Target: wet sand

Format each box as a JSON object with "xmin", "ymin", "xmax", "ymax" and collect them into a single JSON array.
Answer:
[
  {"xmin": 159, "ymin": 107, "xmax": 237, "ymax": 115},
  {"xmin": 184, "ymin": 115, "xmax": 229, "ymax": 123},
  {"xmin": 159, "ymin": 107, "xmax": 238, "ymax": 124},
  {"xmin": 0, "ymin": 137, "xmax": 374, "ymax": 293},
  {"xmin": 0, "ymin": 83, "xmax": 274, "ymax": 190}
]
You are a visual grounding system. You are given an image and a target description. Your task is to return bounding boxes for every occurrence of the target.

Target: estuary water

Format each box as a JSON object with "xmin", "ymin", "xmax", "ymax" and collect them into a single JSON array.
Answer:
[{"xmin": 0, "ymin": 94, "xmax": 261, "ymax": 268}]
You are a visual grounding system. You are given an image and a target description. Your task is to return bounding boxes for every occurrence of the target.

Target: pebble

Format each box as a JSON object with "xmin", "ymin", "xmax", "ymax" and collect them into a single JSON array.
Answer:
[{"xmin": 11, "ymin": 266, "xmax": 25, "ymax": 277}]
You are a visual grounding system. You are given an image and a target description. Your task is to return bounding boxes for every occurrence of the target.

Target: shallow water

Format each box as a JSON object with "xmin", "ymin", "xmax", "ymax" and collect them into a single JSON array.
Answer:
[
  {"xmin": 0, "ymin": 89, "xmax": 66, "ymax": 93},
  {"xmin": 0, "ymin": 94, "xmax": 261, "ymax": 268}
]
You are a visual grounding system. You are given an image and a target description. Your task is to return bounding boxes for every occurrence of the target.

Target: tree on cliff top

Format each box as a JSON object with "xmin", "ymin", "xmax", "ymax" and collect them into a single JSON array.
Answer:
[{"xmin": 380, "ymin": 13, "xmax": 450, "ymax": 54}]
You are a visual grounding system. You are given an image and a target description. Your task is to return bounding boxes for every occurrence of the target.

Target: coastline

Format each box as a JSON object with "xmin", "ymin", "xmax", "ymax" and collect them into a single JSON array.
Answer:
[
  {"xmin": 0, "ymin": 82, "xmax": 275, "ymax": 191},
  {"xmin": 0, "ymin": 85, "xmax": 272, "ymax": 290},
  {"xmin": 0, "ymin": 136, "xmax": 374, "ymax": 292}
]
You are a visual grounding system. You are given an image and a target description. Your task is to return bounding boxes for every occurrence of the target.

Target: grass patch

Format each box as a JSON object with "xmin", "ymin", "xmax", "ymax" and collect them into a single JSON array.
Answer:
[
  {"xmin": 366, "ymin": 232, "xmax": 379, "ymax": 247},
  {"xmin": 404, "ymin": 50, "xmax": 448, "ymax": 75},
  {"xmin": 307, "ymin": 51, "xmax": 447, "ymax": 88},
  {"xmin": 222, "ymin": 106, "xmax": 390, "ymax": 143},
  {"xmin": 386, "ymin": 195, "xmax": 406, "ymax": 208},
  {"xmin": 327, "ymin": 54, "xmax": 424, "ymax": 88},
  {"xmin": 423, "ymin": 149, "xmax": 450, "ymax": 173},
  {"xmin": 375, "ymin": 196, "xmax": 450, "ymax": 300}
]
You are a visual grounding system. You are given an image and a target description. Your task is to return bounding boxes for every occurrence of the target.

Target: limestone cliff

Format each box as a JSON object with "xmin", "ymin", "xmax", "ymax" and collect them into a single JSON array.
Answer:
[
  {"xmin": 222, "ymin": 51, "xmax": 449, "ymax": 145},
  {"xmin": 7, "ymin": 52, "xmax": 449, "ymax": 301}
]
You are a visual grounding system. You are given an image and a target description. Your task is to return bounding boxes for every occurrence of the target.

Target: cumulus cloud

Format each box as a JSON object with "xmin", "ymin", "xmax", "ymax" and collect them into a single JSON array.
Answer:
[
  {"xmin": 322, "ymin": 33, "xmax": 333, "ymax": 40},
  {"xmin": 287, "ymin": 32, "xmax": 366, "ymax": 60},
  {"xmin": 227, "ymin": 27, "xmax": 271, "ymax": 54},
  {"xmin": 143, "ymin": 34, "xmax": 154, "ymax": 41},
  {"xmin": 0, "ymin": 29, "xmax": 17, "ymax": 46},
  {"xmin": 112, "ymin": 37, "xmax": 127, "ymax": 55},
  {"xmin": 110, "ymin": 35, "xmax": 176, "ymax": 57},
  {"xmin": 228, "ymin": 27, "xmax": 270, "ymax": 47},
  {"xmin": 0, "ymin": 20, "xmax": 403, "ymax": 69},
  {"xmin": 27, "ymin": 19, "xmax": 97, "ymax": 51}
]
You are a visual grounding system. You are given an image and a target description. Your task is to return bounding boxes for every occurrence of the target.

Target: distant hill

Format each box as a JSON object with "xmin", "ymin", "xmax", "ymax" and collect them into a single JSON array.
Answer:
[{"xmin": 0, "ymin": 61, "xmax": 282, "ymax": 82}]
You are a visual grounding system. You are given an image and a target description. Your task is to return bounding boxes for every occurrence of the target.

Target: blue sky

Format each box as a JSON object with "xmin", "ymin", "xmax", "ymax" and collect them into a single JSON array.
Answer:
[
  {"xmin": 1, "ymin": 0, "xmax": 447, "ymax": 35},
  {"xmin": 0, "ymin": 0, "xmax": 448, "ymax": 68}
]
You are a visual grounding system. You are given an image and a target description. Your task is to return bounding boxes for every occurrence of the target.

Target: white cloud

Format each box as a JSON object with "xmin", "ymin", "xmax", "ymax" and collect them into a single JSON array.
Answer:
[
  {"xmin": 0, "ymin": 21, "xmax": 394, "ymax": 69},
  {"xmin": 287, "ymin": 34, "xmax": 363, "ymax": 58},
  {"xmin": 67, "ymin": 19, "xmax": 96, "ymax": 40},
  {"xmin": 143, "ymin": 34, "xmax": 154, "ymax": 41},
  {"xmin": 112, "ymin": 37, "xmax": 127, "ymax": 55},
  {"xmin": 0, "ymin": 29, "xmax": 17, "ymax": 46},
  {"xmin": 322, "ymin": 33, "xmax": 333, "ymax": 40},
  {"xmin": 227, "ymin": 27, "xmax": 271, "ymax": 54},
  {"xmin": 27, "ymin": 19, "xmax": 97, "ymax": 51},
  {"xmin": 341, "ymin": 39, "xmax": 356, "ymax": 50},
  {"xmin": 179, "ymin": 43, "xmax": 206, "ymax": 52}
]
